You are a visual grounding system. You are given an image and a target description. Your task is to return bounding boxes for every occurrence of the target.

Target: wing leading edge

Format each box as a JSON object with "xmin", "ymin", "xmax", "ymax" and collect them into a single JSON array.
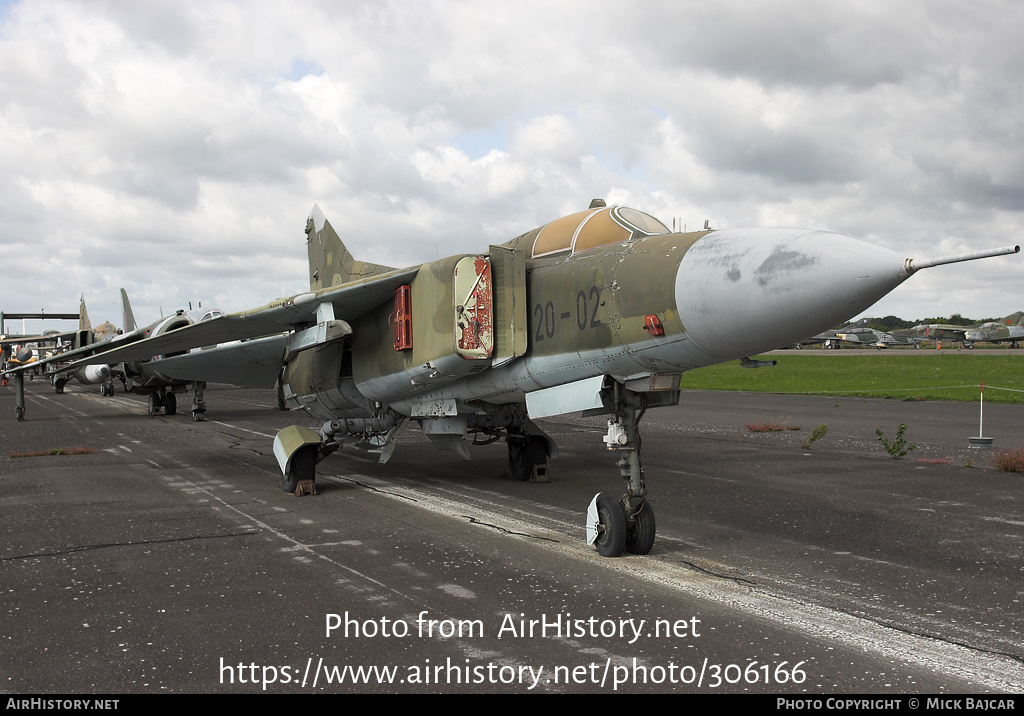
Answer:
[{"xmin": 66, "ymin": 266, "xmax": 420, "ymax": 369}]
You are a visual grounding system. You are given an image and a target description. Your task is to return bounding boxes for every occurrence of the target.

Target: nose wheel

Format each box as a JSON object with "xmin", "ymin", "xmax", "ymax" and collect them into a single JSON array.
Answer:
[
  {"xmin": 587, "ymin": 494, "xmax": 656, "ymax": 557},
  {"xmin": 586, "ymin": 386, "xmax": 657, "ymax": 557},
  {"xmin": 587, "ymin": 494, "xmax": 626, "ymax": 557},
  {"xmin": 625, "ymin": 500, "xmax": 656, "ymax": 555}
]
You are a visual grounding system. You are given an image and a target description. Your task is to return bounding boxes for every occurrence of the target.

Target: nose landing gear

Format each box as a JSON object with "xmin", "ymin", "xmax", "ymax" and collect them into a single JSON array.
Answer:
[{"xmin": 586, "ymin": 387, "xmax": 656, "ymax": 557}]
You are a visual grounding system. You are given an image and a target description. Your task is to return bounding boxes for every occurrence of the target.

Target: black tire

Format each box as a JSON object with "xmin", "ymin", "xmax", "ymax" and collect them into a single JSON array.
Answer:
[
  {"xmin": 165, "ymin": 392, "xmax": 177, "ymax": 416},
  {"xmin": 508, "ymin": 435, "xmax": 546, "ymax": 481},
  {"xmin": 594, "ymin": 494, "xmax": 626, "ymax": 558},
  {"xmin": 276, "ymin": 375, "xmax": 288, "ymax": 411},
  {"xmin": 624, "ymin": 502, "xmax": 656, "ymax": 555},
  {"xmin": 147, "ymin": 393, "xmax": 159, "ymax": 416},
  {"xmin": 282, "ymin": 445, "xmax": 316, "ymax": 493}
]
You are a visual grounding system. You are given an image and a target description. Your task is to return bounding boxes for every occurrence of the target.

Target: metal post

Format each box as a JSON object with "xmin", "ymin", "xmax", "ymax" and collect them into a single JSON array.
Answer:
[
  {"xmin": 969, "ymin": 382, "xmax": 993, "ymax": 448},
  {"xmin": 15, "ymin": 371, "xmax": 25, "ymax": 421}
]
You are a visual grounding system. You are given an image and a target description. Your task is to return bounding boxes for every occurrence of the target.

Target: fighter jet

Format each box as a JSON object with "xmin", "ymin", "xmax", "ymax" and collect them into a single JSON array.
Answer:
[
  {"xmin": 48, "ymin": 200, "xmax": 1019, "ymax": 556},
  {"xmin": 1, "ymin": 303, "xmax": 87, "ymax": 358},
  {"xmin": 3, "ymin": 290, "xmax": 237, "ymax": 420},
  {"xmin": 909, "ymin": 311, "xmax": 1019, "ymax": 348},
  {"xmin": 833, "ymin": 326, "xmax": 924, "ymax": 349},
  {"xmin": 799, "ymin": 317, "xmax": 874, "ymax": 349},
  {"xmin": 1, "ymin": 300, "xmax": 92, "ymax": 384},
  {"xmin": 912, "ymin": 312, "xmax": 1024, "ymax": 349},
  {"xmin": 965, "ymin": 313, "xmax": 1024, "ymax": 348}
]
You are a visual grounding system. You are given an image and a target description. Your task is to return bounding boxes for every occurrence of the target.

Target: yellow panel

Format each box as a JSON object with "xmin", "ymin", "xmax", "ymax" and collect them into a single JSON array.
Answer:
[
  {"xmin": 532, "ymin": 209, "xmax": 600, "ymax": 257},
  {"xmin": 571, "ymin": 209, "xmax": 630, "ymax": 253}
]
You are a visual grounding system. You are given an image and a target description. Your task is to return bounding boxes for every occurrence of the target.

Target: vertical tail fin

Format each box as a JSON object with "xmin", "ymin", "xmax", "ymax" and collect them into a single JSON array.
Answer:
[
  {"xmin": 121, "ymin": 289, "xmax": 137, "ymax": 332},
  {"xmin": 79, "ymin": 295, "xmax": 91, "ymax": 331},
  {"xmin": 76, "ymin": 295, "xmax": 93, "ymax": 348},
  {"xmin": 305, "ymin": 204, "xmax": 396, "ymax": 291}
]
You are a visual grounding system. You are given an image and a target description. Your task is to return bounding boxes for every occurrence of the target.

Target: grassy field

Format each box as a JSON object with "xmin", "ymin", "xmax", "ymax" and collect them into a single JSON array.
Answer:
[{"xmin": 679, "ymin": 353, "xmax": 1024, "ymax": 404}]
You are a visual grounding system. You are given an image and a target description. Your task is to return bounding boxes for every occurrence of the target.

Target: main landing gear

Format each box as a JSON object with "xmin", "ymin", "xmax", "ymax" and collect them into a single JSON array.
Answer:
[
  {"xmin": 506, "ymin": 428, "xmax": 549, "ymax": 482},
  {"xmin": 147, "ymin": 389, "xmax": 177, "ymax": 416},
  {"xmin": 99, "ymin": 377, "xmax": 116, "ymax": 397},
  {"xmin": 191, "ymin": 381, "xmax": 207, "ymax": 422},
  {"xmin": 586, "ymin": 388, "xmax": 656, "ymax": 557}
]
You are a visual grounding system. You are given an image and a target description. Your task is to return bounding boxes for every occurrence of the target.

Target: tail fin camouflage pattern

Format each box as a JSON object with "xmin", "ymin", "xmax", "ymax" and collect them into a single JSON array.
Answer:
[
  {"xmin": 1005, "ymin": 311, "xmax": 1024, "ymax": 326},
  {"xmin": 78, "ymin": 295, "xmax": 91, "ymax": 332},
  {"xmin": 74, "ymin": 295, "xmax": 94, "ymax": 349},
  {"xmin": 121, "ymin": 288, "xmax": 137, "ymax": 333},
  {"xmin": 305, "ymin": 204, "xmax": 396, "ymax": 291}
]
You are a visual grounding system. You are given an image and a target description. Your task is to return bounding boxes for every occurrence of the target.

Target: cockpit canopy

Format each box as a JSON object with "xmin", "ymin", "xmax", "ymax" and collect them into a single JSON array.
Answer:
[
  {"xmin": 187, "ymin": 308, "xmax": 226, "ymax": 324},
  {"xmin": 531, "ymin": 206, "xmax": 670, "ymax": 259}
]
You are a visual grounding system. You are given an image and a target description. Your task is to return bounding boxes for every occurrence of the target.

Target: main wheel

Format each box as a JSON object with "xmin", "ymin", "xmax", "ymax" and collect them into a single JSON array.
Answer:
[
  {"xmin": 147, "ymin": 393, "xmax": 160, "ymax": 416},
  {"xmin": 594, "ymin": 494, "xmax": 626, "ymax": 557},
  {"xmin": 282, "ymin": 445, "xmax": 316, "ymax": 493},
  {"xmin": 624, "ymin": 502, "xmax": 656, "ymax": 555},
  {"xmin": 164, "ymin": 392, "xmax": 177, "ymax": 416},
  {"xmin": 508, "ymin": 435, "xmax": 546, "ymax": 481}
]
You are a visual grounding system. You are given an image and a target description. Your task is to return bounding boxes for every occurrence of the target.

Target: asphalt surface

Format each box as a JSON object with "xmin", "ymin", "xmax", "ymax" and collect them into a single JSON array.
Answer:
[{"xmin": 2, "ymin": 377, "xmax": 1023, "ymax": 694}]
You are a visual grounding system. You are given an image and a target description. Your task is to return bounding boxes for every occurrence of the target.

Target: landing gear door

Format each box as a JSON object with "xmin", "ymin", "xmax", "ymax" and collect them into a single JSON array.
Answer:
[
  {"xmin": 488, "ymin": 245, "xmax": 527, "ymax": 368},
  {"xmin": 453, "ymin": 256, "xmax": 494, "ymax": 360}
]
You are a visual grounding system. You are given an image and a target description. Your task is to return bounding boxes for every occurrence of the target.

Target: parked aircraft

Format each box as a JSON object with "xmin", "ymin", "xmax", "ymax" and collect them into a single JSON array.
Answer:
[
  {"xmin": 1, "ymin": 303, "xmax": 87, "ymax": 360},
  {"xmin": 800, "ymin": 317, "xmax": 874, "ymax": 349},
  {"xmin": 833, "ymin": 327, "xmax": 923, "ymax": 349},
  {"xmin": 3, "ymin": 291, "xmax": 232, "ymax": 420},
  {"xmin": 966, "ymin": 314, "xmax": 1024, "ymax": 348},
  {"xmin": 1, "ymin": 300, "xmax": 92, "ymax": 379},
  {"xmin": 912, "ymin": 312, "xmax": 1024, "ymax": 349},
  {"xmin": 31, "ymin": 200, "xmax": 1021, "ymax": 556}
]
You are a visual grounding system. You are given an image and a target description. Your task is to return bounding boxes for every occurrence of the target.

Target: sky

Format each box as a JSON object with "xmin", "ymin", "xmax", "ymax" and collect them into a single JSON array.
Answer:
[{"xmin": 2, "ymin": 0, "xmax": 1023, "ymax": 336}]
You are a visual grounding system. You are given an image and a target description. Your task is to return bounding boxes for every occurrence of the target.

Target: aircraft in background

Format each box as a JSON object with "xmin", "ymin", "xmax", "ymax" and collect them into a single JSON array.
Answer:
[
  {"xmin": 1, "ymin": 300, "xmax": 93, "ymax": 380},
  {"xmin": 798, "ymin": 317, "xmax": 874, "ymax": 349},
  {"xmin": 3, "ymin": 290, "xmax": 246, "ymax": 421},
  {"xmin": 833, "ymin": 326, "xmax": 923, "ymax": 349},
  {"xmin": 38, "ymin": 200, "xmax": 1021, "ymax": 557},
  {"xmin": 911, "ymin": 312, "xmax": 1024, "ymax": 349}
]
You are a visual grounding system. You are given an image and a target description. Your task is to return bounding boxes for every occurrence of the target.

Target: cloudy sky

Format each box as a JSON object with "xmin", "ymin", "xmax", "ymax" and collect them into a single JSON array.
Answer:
[{"xmin": 2, "ymin": 0, "xmax": 1022, "ymax": 336}]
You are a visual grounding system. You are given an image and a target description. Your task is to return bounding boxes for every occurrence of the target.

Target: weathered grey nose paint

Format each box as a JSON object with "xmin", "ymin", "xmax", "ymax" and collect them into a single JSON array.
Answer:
[{"xmin": 675, "ymin": 228, "xmax": 908, "ymax": 363}]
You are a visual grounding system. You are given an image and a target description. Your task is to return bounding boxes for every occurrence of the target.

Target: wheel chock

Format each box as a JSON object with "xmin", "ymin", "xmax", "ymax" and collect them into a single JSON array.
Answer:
[
  {"xmin": 530, "ymin": 464, "xmax": 550, "ymax": 483},
  {"xmin": 294, "ymin": 479, "xmax": 317, "ymax": 496}
]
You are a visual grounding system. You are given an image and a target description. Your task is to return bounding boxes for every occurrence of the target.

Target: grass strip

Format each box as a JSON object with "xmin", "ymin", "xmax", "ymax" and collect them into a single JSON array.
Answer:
[{"xmin": 680, "ymin": 354, "xmax": 1024, "ymax": 404}]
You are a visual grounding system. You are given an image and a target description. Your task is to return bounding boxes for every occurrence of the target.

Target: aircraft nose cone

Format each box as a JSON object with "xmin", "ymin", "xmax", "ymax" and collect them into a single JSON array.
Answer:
[{"xmin": 675, "ymin": 228, "xmax": 907, "ymax": 361}]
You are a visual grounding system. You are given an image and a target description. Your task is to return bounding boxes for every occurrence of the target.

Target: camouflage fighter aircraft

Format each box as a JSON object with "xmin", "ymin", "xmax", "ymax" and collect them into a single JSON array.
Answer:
[
  {"xmin": 1, "ymin": 305, "xmax": 85, "ymax": 358},
  {"xmin": 1, "ymin": 300, "xmax": 92, "ymax": 384},
  {"xmin": 49, "ymin": 200, "xmax": 1019, "ymax": 557},
  {"xmin": 911, "ymin": 312, "xmax": 1024, "ymax": 349},
  {"xmin": 1, "ymin": 290, "xmax": 276, "ymax": 421},
  {"xmin": 833, "ymin": 326, "xmax": 924, "ymax": 349},
  {"xmin": 798, "ymin": 317, "xmax": 874, "ymax": 349}
]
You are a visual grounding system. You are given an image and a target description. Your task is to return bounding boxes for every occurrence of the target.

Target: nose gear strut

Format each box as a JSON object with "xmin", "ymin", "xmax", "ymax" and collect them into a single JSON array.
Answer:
[{"xmin": 587, "ymin": 386, "xmax": 656, "ymax": 557}]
